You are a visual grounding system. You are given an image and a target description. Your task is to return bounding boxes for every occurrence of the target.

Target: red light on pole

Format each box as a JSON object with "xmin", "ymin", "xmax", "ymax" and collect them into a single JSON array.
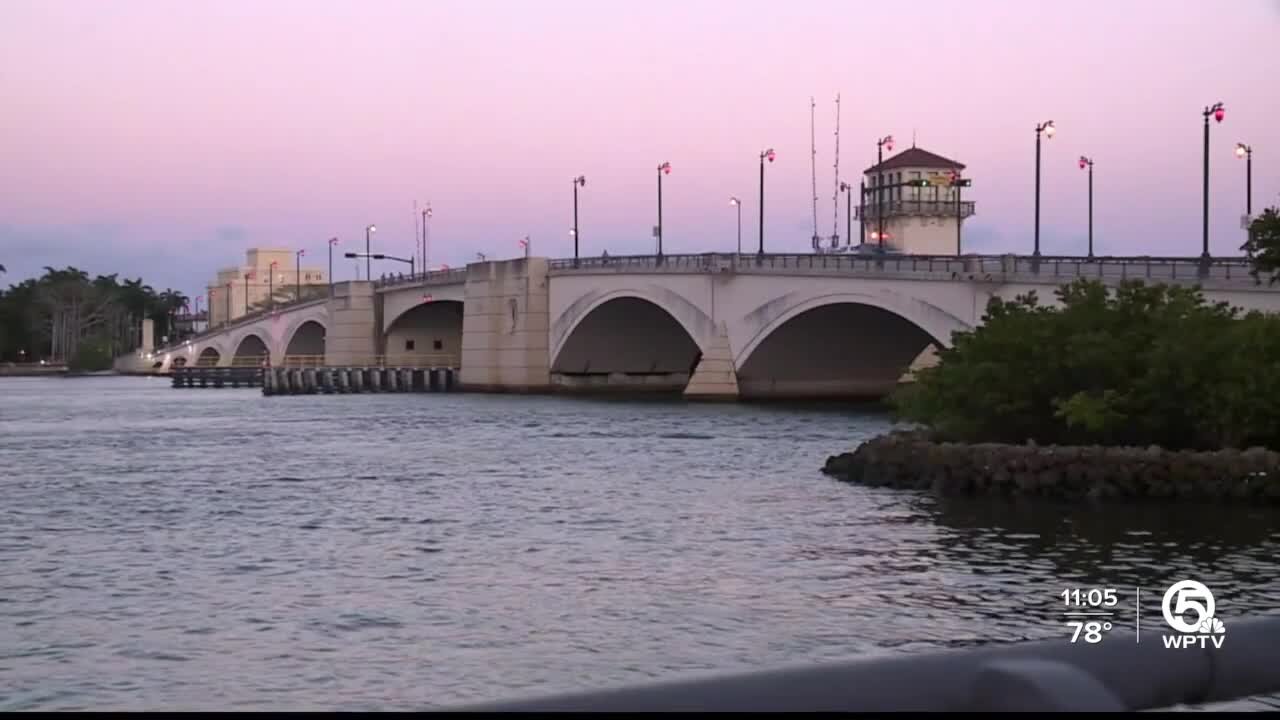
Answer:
[
  {"xmin": 1214, "ymin": 106, "xmax": 1225, "ymax": 123},
  {"xmin": 766, "ymin": 149, "xmax": 775, "ymax": 163}
]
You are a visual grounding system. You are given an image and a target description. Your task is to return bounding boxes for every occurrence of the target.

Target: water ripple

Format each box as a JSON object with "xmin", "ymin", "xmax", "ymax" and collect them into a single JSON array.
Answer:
[{"xmin": 1, "ymin": 377, "xmax": 1278, "ymax": 711}]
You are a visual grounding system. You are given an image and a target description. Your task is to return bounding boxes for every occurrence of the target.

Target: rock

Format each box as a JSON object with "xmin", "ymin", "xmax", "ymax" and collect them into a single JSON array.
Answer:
[{"xmin": 822, "ymin": 432, "xmax": 1280, "ymax": 504}]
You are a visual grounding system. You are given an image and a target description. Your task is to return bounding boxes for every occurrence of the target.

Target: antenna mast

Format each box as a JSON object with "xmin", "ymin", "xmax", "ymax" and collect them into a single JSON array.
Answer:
[
  {"xmin": 831, "ymin": 93, "xmax": 841, "ymax": 246},
  {"xmin": 810, "ymin": 96, "xmax": 819, "ymax": 247}
]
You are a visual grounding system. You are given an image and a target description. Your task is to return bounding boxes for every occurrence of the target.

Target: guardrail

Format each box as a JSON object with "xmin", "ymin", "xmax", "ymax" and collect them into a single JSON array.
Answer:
[
  {"xmin": 547, "ymin": 252, "xmax": 1263, "ymax": 285},
  {"xmin": 374, "ymin": 267, "xmax": 469, "ymax": 290},
  {"xmin": 452, "ymin": 614, "xmax": 1280, "ymax": 712},
  {"xmin": 279, "ymin": 353, "xmax": 460, "ymax": 368},
  {"xmin": 149, "ymin": 296, "xmax": 331, "ymax": 357}
]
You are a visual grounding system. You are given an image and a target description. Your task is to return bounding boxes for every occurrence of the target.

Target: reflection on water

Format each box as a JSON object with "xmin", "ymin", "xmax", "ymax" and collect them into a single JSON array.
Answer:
[{"xmin": 0, "ymin": 377, "xmax": 1277, "ymax": 711}]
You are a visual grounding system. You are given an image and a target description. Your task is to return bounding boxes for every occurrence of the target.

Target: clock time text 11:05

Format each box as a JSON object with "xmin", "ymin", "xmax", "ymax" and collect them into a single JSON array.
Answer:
[{"xmin": 1062, "ymin": 588, "xmax": 1119, "ymax": 607}]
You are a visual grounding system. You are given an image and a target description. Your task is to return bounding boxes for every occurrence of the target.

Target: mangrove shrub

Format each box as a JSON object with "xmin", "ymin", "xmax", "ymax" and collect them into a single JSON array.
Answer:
[{"xmin": 890, "ymin": 279, "xmax": 1280, "ymax": 451}]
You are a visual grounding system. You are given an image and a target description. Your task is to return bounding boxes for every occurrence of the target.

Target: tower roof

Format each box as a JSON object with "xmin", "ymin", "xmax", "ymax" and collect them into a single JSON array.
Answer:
[{"xmin": 864, "ymin": 147, "xmax": 966, "ymax": 174}]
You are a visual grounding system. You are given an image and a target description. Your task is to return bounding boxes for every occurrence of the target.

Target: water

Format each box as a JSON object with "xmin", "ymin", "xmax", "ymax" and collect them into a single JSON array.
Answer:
[{"xmin": 2, "ymin": 376, "xmax": 1279, "ymax": 711}]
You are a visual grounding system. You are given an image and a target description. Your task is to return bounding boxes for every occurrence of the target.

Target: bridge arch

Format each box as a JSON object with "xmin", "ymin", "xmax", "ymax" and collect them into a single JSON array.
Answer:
[
  {"xmin": 551, "ymin": 287, "xmax": 712, "ymax": 366},
  {"xmin": 231, "ymin": 333, "xmax": 271, "ymax": 366},
  {"xmin": 284, "ymin": 319, "xmax": 326, "ymax": 359},
  {"xmin": 384, "ymin": 299, "xmax": 463, "ymax": 363},
  {"xmin": 197, "ymin": 347, "xmax": 221, "ymax": 366},
  {"xmin": 734, "ymin": 291, "xmax": 971, "ymax": 401},
  {"xmin": 551, "ymin": 290, "xmax": 706, "ymax": 393}
]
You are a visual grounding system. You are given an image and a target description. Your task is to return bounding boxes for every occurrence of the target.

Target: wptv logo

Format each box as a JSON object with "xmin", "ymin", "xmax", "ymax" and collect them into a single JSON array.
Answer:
[{"xmin": 1161, "ymin": 580, "xmax": 1226, "ymax": 649}]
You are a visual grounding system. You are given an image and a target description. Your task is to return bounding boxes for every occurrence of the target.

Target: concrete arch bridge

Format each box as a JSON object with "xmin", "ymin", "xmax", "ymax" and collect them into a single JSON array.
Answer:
[{"xmin": 125, "ymin": 253, "xmax": 1280, "ymax": 401}]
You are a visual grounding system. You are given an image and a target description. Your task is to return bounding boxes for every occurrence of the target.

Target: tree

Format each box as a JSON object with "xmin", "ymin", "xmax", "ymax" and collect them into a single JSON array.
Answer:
[
  {"xmin": 890, "ymin": 278, "xmax": 1280, "ymax": 451},
  {"xmin": 1242, "ymin": 206, "xmax": 1280, "ymax": 285},
  {"xmin": 0, "ymin": 267, "xmax": 188, "ymax": 363}
]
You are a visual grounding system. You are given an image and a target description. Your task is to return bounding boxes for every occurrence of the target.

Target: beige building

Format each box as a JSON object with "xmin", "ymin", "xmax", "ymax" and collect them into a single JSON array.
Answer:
[
  {"xmin": 856, "ymin": 147, "xmax": 976, "ymax": 256},
  {"xmin": 207, "ymin": 248, "xmax": 329, "ymax": 326}
]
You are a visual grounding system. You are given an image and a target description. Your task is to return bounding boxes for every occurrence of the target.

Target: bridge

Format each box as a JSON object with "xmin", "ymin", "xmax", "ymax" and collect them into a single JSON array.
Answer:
[{"xmin": 121, "ymin": 252, "xmax": 1280, "ymax": 400}]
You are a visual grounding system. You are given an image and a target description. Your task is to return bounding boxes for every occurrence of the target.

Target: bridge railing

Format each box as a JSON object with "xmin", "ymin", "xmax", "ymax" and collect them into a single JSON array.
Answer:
[
  {"xmin": 150, "ymin": 296, "xmax": 331, "ymax": 358},
  {"xmin": 373, "ymin": 267, "xmax": 469, "ymax": 290},
  {"xmin": 547, "ymin": 252, "xmax": 1262, "ymax": 285},
  {"xmin": 453, "ymin": 613, "xmax": 1280, "ymax": 712},
  {"xmin": 277, "ymin": 353, "xmax": 461, "ymax": 368}
]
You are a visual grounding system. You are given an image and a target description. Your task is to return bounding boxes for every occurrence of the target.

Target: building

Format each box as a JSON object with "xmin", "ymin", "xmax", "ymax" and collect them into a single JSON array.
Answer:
[
  {"xmin": 844, "ymin": 147, "xmax": 976, "ymax": 256},
  {"xmin": 206, "ymin": 248, "xmax": 329, "ymax": 326}
]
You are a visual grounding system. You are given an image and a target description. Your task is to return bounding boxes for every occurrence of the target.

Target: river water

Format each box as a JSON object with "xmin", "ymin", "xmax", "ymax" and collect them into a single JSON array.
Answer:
[{"xmin": 1, "ymin": 376, "xmax": 1278, "ymax": 711}]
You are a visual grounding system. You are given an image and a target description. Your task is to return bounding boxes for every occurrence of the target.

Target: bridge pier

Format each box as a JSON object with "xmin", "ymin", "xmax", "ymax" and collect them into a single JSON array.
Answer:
[
  {"xmin": 459, "ymin": 257, "xmax": 552, "ymax": 393},
  {"xmin": 683, "ymin": 322, "xmax": 740, "ymax": 401}
]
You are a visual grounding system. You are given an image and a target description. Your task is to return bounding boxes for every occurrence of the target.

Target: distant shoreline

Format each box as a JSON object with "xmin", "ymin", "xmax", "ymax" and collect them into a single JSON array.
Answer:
[
  {"xmin": 0, "ymin": 365, "xmax": 68, "ymax": 377},
  {"xmin": 0, "ymin": 367, "xmax": 131, "ymax": 378}
]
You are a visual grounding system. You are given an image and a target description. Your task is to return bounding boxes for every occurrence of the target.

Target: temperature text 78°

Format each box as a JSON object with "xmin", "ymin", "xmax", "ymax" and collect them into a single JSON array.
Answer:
[{"xmin": 1069, "ymin": 620, "xmax": 1112, "ymax": 643}]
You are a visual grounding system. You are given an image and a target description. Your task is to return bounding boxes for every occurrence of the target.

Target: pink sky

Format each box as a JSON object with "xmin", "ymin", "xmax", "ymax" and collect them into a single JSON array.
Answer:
[{"xmin": 2, "ymin": 0, "xmax": 1278, "ymax": 298}]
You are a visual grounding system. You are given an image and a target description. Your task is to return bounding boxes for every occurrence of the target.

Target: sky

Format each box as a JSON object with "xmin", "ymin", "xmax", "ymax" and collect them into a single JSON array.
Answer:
[{"xmin": 2, "ymin": 0, "xmax": 1278, "ymax": 301}]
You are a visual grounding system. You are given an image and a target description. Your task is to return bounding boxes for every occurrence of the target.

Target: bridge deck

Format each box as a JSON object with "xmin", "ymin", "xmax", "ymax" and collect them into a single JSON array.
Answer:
[{"xmin": 547, "ymin": 252, "xmax": 1264, "ymax": 286}]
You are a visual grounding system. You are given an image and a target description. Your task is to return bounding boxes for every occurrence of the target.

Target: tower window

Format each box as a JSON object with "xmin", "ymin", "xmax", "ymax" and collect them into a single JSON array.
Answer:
[{"xmin": 405, "ymin": 339, "xmax": 416, "ymax": 351}]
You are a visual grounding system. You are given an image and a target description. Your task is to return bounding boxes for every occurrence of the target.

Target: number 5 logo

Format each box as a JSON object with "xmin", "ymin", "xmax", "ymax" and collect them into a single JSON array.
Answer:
[{"xmin": 1162, "ymin": 580, "xmax": 1215, "ymax": 634}]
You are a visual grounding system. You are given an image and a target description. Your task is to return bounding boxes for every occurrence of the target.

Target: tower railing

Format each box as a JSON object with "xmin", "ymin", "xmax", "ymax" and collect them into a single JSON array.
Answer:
[{"xmin": 857, "ymin": 199, "xmax": 976, "ymax": 220}]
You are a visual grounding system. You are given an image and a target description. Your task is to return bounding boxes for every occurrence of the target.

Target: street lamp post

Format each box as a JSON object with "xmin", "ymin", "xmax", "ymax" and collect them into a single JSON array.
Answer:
[
  {"xmin": 365, "ymin": 224, "xmax": 377, "ymax": 281},
  {"xmin": 1079, "ymin": 156, "xmax": 1094, "ymax": 258},
  {"xmin": 875, "ymin": 135, "xmax": 894, "ymax": 250},
  {"xmin": 839, "ymin": 182, "xmax": 852, "ymax": 249},
  {"xmin": 268, "ymin": 261, "xmax": 278, "ymax": 310},
  {"xmin": 1202, "ymin": 102, "xmax": 1224, "ymax": 264},
  {"xmin": 295, "ymin": 249, "xmax": 305, "ymax": 302},
  {"xmin": 327, "ymin": 237, "xmax": 338, "ymax": 296},
  {"xmin": 243, "ymin": 271, "xmax": 253, "ymax": 315},
  {"xmin": 1034, "ymin": 120, "xmax": 1055, "ymax": 263},
  {"xmin": 422, "ymin": 206, "xmax": 432, "ymax": 271},
  {"xmin": 729, "ymin": 197, "xmax": 742, "ymax": 255},
  {"xmin": 572, "ymin": 175, "xmax": 586, "ymax": 265},
  {"xmin": 372, "ymin": 253, "xmax": 414, "ymax": 276},
  {"xmin": 758, "ymin": 148, "xmax": 775, "ymax": 256},
  {"xmin": 656, "ymin": 162, "xmax": 671, "ymax": 259},
  {"xmin": 949, "ymin": 170, "xmax": 972, "ymax": 256},
  {"xmin": 1236, "ymin": 142, "xmax": 1253, "ymax": 219},
  {"xmin": 859, "ymin": 180, "xmax": 866, "ymax": 245},
  {"xmin": 224, "ymin": 282, "xmax": 232, "ymax": 326}
]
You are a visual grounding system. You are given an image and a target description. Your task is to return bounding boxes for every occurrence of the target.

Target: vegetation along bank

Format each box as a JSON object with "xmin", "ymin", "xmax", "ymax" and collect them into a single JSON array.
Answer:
[{"xmin": 828, "ymin": 209, "xmax": 1280, "ymax": 502}]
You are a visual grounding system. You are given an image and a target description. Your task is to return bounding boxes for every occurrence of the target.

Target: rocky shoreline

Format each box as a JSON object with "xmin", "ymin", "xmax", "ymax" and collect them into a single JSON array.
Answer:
[{"xmin": 822, "ymin": 430, "xmax": 1280, "ymax": 503}]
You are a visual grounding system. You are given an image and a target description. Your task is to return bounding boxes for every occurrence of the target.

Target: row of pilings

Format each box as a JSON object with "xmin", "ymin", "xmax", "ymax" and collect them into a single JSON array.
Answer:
[
  {"xmin": 171, "ymin": 366, "xmax": 262, "ymax": 388},
  {"xmin": 262, "ymin": 366, "xmax": 458, "ymax": 396}
]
